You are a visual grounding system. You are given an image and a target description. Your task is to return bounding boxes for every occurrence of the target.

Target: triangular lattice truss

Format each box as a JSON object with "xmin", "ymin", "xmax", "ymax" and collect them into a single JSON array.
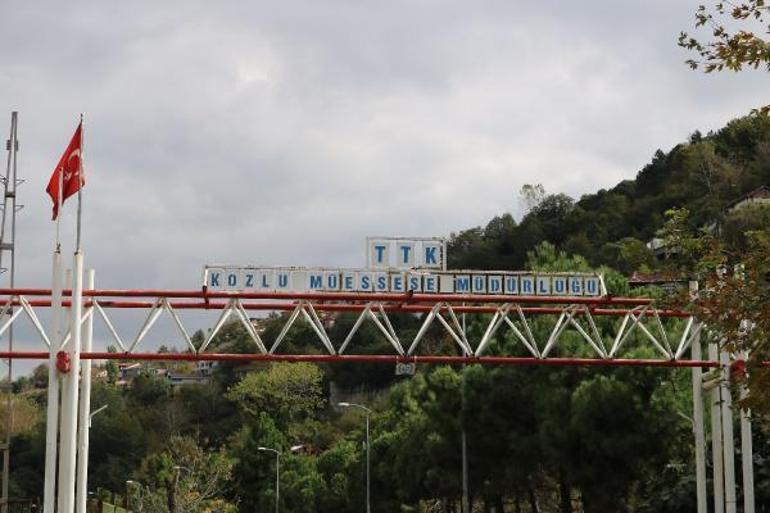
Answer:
[{"xmin": 0, "ymin": 290, "xmax": 702, "ymax": 363}]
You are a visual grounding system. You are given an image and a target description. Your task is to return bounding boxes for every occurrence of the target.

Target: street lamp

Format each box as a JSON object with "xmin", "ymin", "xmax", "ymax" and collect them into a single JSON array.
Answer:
[
  {"xmin": 125, "ymin": 480, "xmax": 141, "ymax": 513},
  {"xmin": 170, "ymin": 465, "xmax": 191, "ymax": 513},
  {"xmin": 88, "ymin": 404, "xmax": 108, "ymax": 428},
  {"xmin": 258, "ymin": 447, "xmax": 281, "ymax": 513},
  {"xmin": 339, "ymin": 402, "xmax": 373, "ymax": 513}
]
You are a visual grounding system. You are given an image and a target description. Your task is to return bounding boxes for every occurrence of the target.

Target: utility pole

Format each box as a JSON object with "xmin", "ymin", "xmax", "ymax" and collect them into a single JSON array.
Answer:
[{"xmin": 1, "ymin": 111, "xmax": 21, "ymax": 513}]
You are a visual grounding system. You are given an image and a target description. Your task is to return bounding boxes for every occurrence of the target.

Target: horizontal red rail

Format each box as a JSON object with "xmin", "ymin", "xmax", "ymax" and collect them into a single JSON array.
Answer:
[
  {"xmin": 0, "ymin": 288, "xmax": 661, "ymax": 307},
  {"xmin": 0, "ymin": 351, "xmax": 733, "ymax": 368},
  {"xmin": 0, "ymin": 299, "xmax": 691, "ymax": 318}
]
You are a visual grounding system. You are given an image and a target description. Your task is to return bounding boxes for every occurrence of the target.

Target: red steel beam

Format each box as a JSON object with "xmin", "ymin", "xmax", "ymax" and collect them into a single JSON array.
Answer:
[
  {"xmin": 0, "ymin": 288, "xmax": 660, "ymax": 307},
  {"xmin": 0, "ymin": 299, "xmax": 690, "ymax": 318},
  {"xmin": 0, "ymin": 351, "xmax": 734, "ymax": 367}
]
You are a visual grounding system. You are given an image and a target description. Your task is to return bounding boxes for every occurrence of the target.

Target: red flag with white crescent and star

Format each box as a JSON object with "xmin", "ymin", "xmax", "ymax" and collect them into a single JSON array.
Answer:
[{"xmin": 46, "ymin": 121, "xmax": 84, "ymax": 220}]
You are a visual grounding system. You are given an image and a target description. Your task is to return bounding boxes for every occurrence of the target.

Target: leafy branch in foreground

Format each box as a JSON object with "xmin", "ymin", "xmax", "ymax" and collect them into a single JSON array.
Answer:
[
  {"xmin": 679, "ymin": 0, "xmax": 770, "ymax": 115},
  {"xmin": 661, "ymin": 208, "xmax": 770, "ymax": 414}
]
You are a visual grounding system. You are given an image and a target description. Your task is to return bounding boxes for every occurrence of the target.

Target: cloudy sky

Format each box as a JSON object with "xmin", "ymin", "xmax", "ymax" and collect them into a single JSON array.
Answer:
[{"xmin": 0, "ymin": 1, "xmax": 767, "ymax": 369}]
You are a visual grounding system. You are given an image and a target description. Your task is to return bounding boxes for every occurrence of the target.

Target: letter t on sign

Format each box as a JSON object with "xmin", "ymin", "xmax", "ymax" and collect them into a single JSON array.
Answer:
[
  {"xmin": 369, "ymin": 240, "xmax": 390, "ymax": 268},
  {"xmin": 398, "ymin": 242, "xmax": 415, "ymax": 268}
]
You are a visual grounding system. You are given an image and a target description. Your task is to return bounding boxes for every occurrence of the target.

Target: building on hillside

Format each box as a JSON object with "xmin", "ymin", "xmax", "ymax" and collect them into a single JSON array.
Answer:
[
  {"xmin": 648, "ymin": 185, "xmax": 770, "ymax": 259},
  {"xmin": 724, "ymin": 185, "xmax": 770, "ymax": 214},
  {"xmin": 196, "ymin": 360, "xmax": 219, "ymax": 376},
  {"xmin": 117, "ymin": 363, "xmax": 142, "ymax": 386},
  {"xmin": 167, "ymin": 373, "xmax": 211, "ymax": 387},
  {"xmin": 628, "ymin": 272, "xmax": 687, "ymax": 293}
]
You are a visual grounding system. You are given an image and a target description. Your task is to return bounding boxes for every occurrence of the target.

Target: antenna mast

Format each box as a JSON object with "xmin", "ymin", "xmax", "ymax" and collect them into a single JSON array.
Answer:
[{"xmin": 1, "ymin": 111, "xmax": 21, "ymax": 513}]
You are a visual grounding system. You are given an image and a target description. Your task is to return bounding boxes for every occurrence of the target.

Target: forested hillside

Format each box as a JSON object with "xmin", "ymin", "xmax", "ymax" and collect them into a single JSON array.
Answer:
[
  {"xmin": 5, "ymin": 114, "xmax": 770, "ymax": 513},
  {"xmin": 449, "ymin": 115, "xmax": 770, "ymax": 273}
]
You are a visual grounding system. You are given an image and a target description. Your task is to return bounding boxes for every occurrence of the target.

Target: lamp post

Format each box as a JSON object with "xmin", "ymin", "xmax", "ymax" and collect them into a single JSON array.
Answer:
[
  {"xmin": 125, "ymin": 480, "xmax": 141, "ymax": 513},
  {"xmin": 339, "ymin": 402, "xmax": 372, "ymax": 513},
  {"xmin": 169, "ymin": 466, "xmax": 190, "ymax": 513},
  {"xmin": 258, "ymin": 447, "xmax": 280, "ymax": 513}
]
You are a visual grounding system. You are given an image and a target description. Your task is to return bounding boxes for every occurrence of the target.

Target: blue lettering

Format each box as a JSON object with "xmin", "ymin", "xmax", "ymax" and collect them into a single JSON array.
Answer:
[
  {"xmin": 425, "ymin": 276, "xmax": 437, "ymax": 292},
  {"xmin": 473, "ymin": 276, "xmax": 485, "ymax": 292},
  {"xmin": 410, "ymin": 276, "xmax": 420, "ymax": 290},
  {"xmin": 377, "ymin": 276, "xmax": 388, "ymax": 290},
  {"xmin": 327, "ymin": 274, "xmax": 339, "ymax": 289},
  {"xmin": 489, "ymin": 277, "xmax": 501, "ymax": 293},
  {"xmin": 455, "ymin": 276, "xmax": 470, "ymax": 292},
  {"xmin": 261, "ymin": 274, "xmax": 270, "ymax": 288},
  {"xmin": 505, "ymin": 277, "xmax": 518, "ymax": 294},
  {"xmin": 361, "ymin": 275, "xmax": 371, "ymax": 290},
  {"xmin": 310, "ymin": 274, "xmax": 323, "ymax": 289},
  {"xmin": 522, "ymin": 278, "xmax": 533, "ymax": 294},
  {"xmin": 278, "ymin": 273, "xmax": 289, "ymax": 288},
  {"xmin": 392, "ymin": 276, "xmax": 404, "ymax": 291},
  {"xmin": 554, "ymin": 278, "xmax": 566, "ymax": 293},
  {"xmin": 344, "ymin": 275, "xmax": 354, "ymax": 290},
  {"xmin": 586, "ymin": 279, "xmax": 598, "ymax": 295},
  {"xmin": 245, "ymin": 274, "xmax": 255, "ymax": 287},
  {"xmin": 227, "ymin": 273, "xmax": 237, "ymax": 287},
  {"xmin": 425, "ymin": 246, "xmax": 437, "ymax": 265},
  {"xmin": 400, "ymin": 245, "xmax": 411, "ymax": 265},
  {"xmin": 571, "ymin": 278, "xmax": 582, "ymax": 294},
  {"xmin": 210, "ymin": 273, "xmax": 220, "ymax": 287},
  {"xmin": 538, "ymin": 278, "xmax": 549, "ymax": 295},
  {"xmin": 375, "ymin": 245, "xmax": 387, "ymax": 264}
]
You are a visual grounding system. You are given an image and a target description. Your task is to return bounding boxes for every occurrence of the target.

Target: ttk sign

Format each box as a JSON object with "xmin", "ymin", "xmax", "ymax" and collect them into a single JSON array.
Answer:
[{"xmin": 204, "ymin": 236, "xmax": 605, "ymax": 297}]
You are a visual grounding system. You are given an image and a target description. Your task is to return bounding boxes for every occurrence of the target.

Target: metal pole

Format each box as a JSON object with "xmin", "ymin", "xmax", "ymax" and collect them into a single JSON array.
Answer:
[
  {"xmin": 739, "ymin": 369, "xmax": 755, "ymax": 513},
  {"xmin": 690, "ymin": 323, "xmax": 707, "ymax": 513},
  {"xmin": 1, "ymin": 110, "xmax": 18, "ymax": 513},
  {"xmin": 709, "ymin": 343, "xmax": 725, "ymax": 513},
  {"xmin": 75, "ymin": 269, "xmax": 95, "ymax": 513},
  {"xmin": 272, "ymin": 452, "xmax": 278, "ymax": 513},
  {"xmin": 43, "ymin": 251, "xmax": 63, "ymax": 513},
  {"xmin": 58, "ymin": 253, "xmax": 84, "ymax": 513},
  {"xmin": 57, "ymin": 269, "xmax": 72, "ymax": 513},
  {"xmin": 75, "ymin": 115, "xmax": 83, "ymax": 252},
  {"xmin": 366, "ymin": 412, "xmax": 371, "ymax": 513},
  {"xmin": 461, "ymin": 310, "xmax": 469, "ymax": 513},
  {"xmin": 720, "ymin": 349, "xmax": 736, "ymax": 513}
]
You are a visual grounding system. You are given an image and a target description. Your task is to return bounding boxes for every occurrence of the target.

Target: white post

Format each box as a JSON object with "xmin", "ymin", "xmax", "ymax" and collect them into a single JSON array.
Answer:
[
  {"xmin": 690, "ymin": 323, "xmax": 707, "ymax": 513},
  {"xmin": 720, "ymin": 349, "xmax": 737, "ymax": 513},
  {"xmin": 709, "ymin": 343, "xmax": 725, "ymax": 513},
  {"xmin": 58, "ymin": 253, "xmax": 84, "ymax": 513},
  {"xmin": 57, "ymin": 269, "xmax": 72, "ymax": 513},
  {"xmin": 75, "ymin": 269, "xmax": 94, "ymax": 513},
  {"xmin": 739, "ymin": 374, "xmax": 755, "ymax": 513},
  {"xmin": 43, "ymin": 251, "xmax": 64, "ymax": 513}
]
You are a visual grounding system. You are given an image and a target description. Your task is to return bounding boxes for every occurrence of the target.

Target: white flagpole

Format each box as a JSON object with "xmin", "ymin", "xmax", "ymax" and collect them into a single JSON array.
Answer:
[
  {"xmin": 76, "ymin": 114, "xmax": 83, "ymax": 251},
  {"xmin": 42, "ymin": 250, "xmax": 63, "ymax": 513},
  {"xmin": 56, "ymin": 168, "xmax": 63, "ymax": 250},
  {"xmin": 75, "ymin": 269, "xmax": 94, "ymax": 513},
  {"xmin": 45, "ymin": 120, "xmax": 71, "ymax": 513},
  {"xmin": 58, "ymin": 114, "xmax": 86, "ymax": 513}
]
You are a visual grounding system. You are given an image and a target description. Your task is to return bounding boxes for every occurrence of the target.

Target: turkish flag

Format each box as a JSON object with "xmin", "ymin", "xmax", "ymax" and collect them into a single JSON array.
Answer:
[{"xmin": 46, "ymin": 121, "xmax": 84, "ymax": 220}]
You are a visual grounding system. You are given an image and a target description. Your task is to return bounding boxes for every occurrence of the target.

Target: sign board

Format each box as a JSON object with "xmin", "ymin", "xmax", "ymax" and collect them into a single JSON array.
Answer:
[
  {"xmin": 366, "ymin": 237, "xmax": 445, "ymax": 270},
  {"xmin": 204, "ymin": 236, "xmax": 605, "ymax": 297},
  {"xmin": 395, "ymin": 362, "xmax": 417, "ymax": 376}
]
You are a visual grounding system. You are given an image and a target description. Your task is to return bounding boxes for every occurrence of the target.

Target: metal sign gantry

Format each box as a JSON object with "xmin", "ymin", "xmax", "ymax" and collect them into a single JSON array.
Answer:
[{"xmin": 0, "ymin": 286, "xmax": 756, "ymax": 513}]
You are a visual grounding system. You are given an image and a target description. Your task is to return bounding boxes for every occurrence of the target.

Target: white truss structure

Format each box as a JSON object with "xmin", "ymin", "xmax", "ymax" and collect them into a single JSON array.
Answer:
[{"xmin": 0, "ymin": 294, "xmax": 703, "ymax": 362}]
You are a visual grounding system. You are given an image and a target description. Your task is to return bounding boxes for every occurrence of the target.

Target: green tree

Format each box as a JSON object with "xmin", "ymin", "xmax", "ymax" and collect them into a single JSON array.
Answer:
[
  {"xmin": 137, "ymin": 435, "xmax": 235, "ymax": 513},
  {"xmin": 227, "ymin": 362, "xmax": 325, "ymax": 430}
]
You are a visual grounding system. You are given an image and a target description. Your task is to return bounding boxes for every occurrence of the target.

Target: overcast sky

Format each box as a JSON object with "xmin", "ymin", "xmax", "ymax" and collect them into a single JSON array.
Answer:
[{"xmin": 1, "ymin": 1, "xmax": 768, "ymax": 370}]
